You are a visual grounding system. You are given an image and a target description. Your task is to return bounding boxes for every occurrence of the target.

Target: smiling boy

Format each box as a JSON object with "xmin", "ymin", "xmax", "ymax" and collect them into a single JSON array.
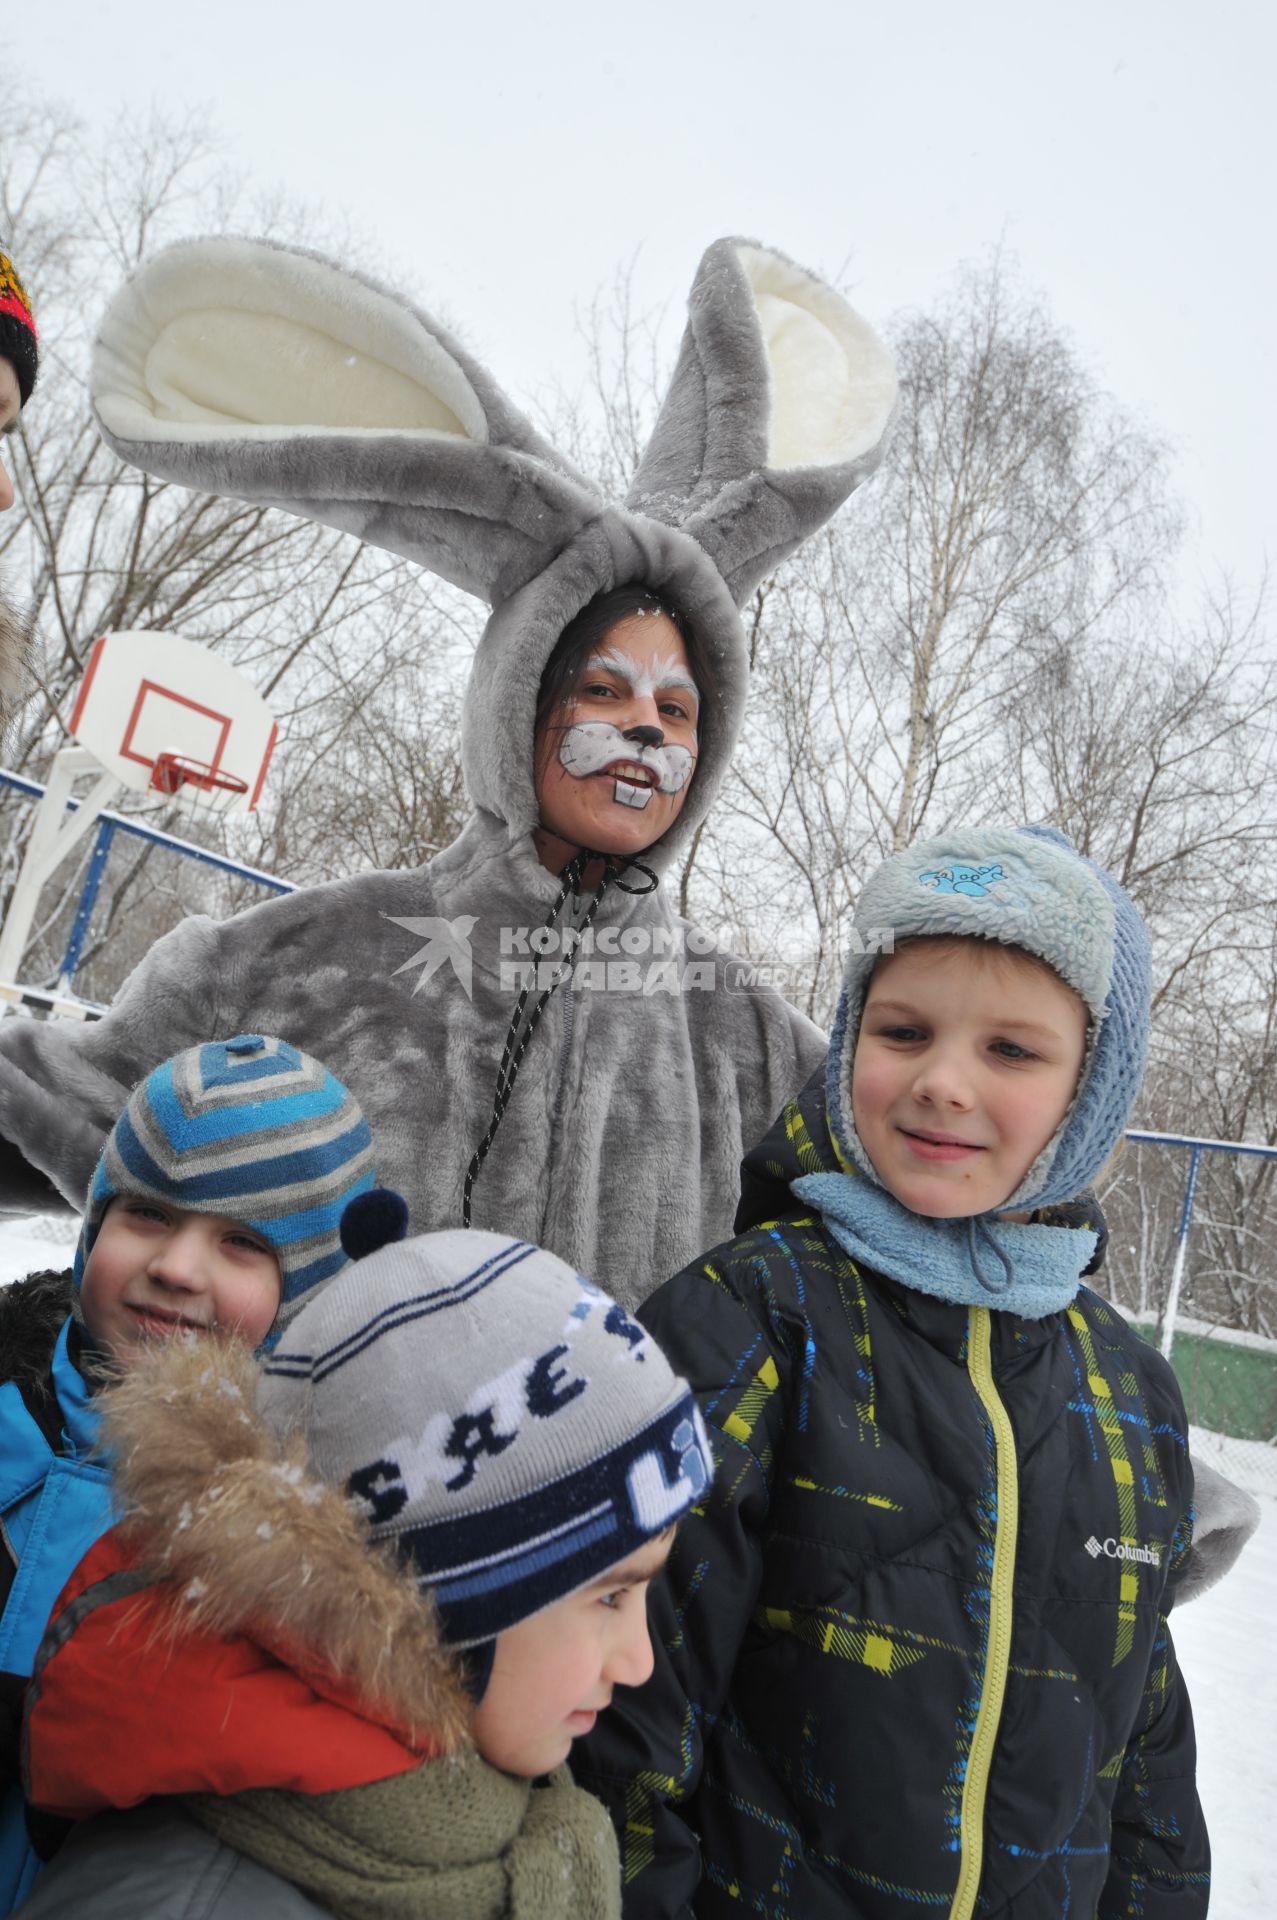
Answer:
[
  {"xmin": 0, "ymin": 1034, "xmax": 374, "ymax": 1910},
  {"xmin": 851, "ymin": 936, "xmax": 1089, "ymax": 1218},
  {"xmin": 578, "ymin": 824, "xmax": 1210, "ymax": 1919},
  {"xmin": 19, "ymin": 1230, "xmax": 711, "ymax": 1920}
]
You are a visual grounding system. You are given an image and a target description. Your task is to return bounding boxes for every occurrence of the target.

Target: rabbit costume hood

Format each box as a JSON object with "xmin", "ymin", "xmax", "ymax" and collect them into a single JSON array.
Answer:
[
  {"xmin": 0, "ymin": 237, "xmax": 892, "ymax": 1309},
  {"xmin": 89, "ymin": 234, "xmax": 897, "ymax": 864}
]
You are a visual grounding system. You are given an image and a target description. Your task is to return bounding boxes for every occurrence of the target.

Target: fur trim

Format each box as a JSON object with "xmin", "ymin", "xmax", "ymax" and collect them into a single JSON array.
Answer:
[
  {"xmin": 0, "ymin": 1266, "xmax": 72, "ymax": 1394},
  {"xmin": 95, "ymin": 1334, "xmax": 471, "ymax": 1752},
  {"xmin": 1179, "ymin": 1456, "xmax": 1262, "ymax": 1603}
]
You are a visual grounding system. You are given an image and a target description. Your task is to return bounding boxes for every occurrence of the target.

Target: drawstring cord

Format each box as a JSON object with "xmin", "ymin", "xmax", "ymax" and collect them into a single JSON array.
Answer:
[
  {"xmin": 462, "ymin": 848, "xmax": 658, "ymax": 1227},
  {"xmin": 965, "ymin": 1215, "xmax": 1016, "ymax": 1295}
]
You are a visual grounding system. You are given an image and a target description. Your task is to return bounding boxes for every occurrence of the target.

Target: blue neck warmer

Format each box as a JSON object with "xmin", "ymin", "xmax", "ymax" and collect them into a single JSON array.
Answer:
[{"xmin": 791, "ymin": 1169, "xmax": 1095, "ymax": 1320}]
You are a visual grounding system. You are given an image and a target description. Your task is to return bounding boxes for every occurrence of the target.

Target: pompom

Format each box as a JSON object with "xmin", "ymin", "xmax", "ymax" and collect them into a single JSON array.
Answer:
[{"xmin": 340, "ymin": 1188, "xmax": 409, "ymax": 1260}]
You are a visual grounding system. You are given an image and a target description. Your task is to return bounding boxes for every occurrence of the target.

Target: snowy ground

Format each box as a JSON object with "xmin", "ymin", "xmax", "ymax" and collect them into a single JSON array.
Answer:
[{"xmin": 1, "ymin": 1215, "xmax": 1269, "ymax": 1912}]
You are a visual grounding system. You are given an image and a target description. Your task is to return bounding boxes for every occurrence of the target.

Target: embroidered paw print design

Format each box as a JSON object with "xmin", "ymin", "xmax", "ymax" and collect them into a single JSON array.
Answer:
[{"xmin": 919, "ymin": 862, "xmax": 1006, "ymax": 899}]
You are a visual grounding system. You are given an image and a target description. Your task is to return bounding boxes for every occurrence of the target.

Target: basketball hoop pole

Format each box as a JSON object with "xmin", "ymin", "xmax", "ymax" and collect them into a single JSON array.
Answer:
[{"xmin": 0, "ymin": 747, "xmax": 125, "ymax": 983}]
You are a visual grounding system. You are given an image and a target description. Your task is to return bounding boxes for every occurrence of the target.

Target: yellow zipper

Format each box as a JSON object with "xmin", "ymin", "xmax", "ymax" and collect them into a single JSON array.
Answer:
[{"xmin": 949, "ymin": 1306, "xmax": 1019, "ymax": 1920}]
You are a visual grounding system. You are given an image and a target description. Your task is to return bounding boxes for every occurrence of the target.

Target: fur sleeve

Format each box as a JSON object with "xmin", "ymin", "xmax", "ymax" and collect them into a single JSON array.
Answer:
[{"xmin": 0, "ymin": 914, "xmax": 227, "ymax": 1204}]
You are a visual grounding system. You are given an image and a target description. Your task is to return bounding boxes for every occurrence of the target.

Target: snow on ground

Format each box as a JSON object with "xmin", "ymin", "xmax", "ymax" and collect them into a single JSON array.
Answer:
[
  {"xmin": 0, "ymin": 1209, "xmax": 79, "ymax": 1278},
  {"xmin": 1174, "ymin": 1485, "xmax": 1272, "ymax": 1918},
  {"xmin": 1, "ymin": 1217, "xmax": 1270, "ymax": 1910}
]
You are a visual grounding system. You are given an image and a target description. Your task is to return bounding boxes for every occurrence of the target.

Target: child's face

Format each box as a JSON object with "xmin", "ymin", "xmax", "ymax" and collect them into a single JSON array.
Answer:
[
  {"xmin": 851, "ymin": 941, "xmax": 1087, "ymax": 1218},
  {"xmin": 469, "ymin": 1530, "xmax": 674, "ymax": 1778},
  {"xmin": 79, "ymin": 1198, "xmax": 283, "ymax": 1361}
]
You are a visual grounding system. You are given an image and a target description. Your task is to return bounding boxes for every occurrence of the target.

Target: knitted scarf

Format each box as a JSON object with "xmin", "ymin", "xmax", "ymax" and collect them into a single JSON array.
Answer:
[
  {"xmin": 792, "ymin": 1170, "xmax": 1097, "ymax": 1320},
  {"xmin": 186, "ymin": 1750, "xmax": 620, "ymax": 1920}
]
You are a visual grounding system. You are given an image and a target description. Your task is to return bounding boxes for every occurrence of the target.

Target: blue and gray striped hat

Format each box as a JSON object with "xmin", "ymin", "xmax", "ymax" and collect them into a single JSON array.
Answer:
[
  {"xmin": 258, "ymin": 1230, "xmax": 712, "ymax": 1649},
  {"xmin": 74, "ymin": 1034, "xmax": 375, "ymax": 1346}
]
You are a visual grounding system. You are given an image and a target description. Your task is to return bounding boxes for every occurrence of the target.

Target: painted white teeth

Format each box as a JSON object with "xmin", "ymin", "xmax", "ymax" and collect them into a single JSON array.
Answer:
[{"xmin": 612, "ymin": 777, "xmax": 654, "ymax": 810}]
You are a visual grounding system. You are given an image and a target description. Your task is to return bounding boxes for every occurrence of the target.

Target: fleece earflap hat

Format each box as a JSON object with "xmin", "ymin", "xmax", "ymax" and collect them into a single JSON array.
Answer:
[
  {"xmin": 827, "ymin": 824, "xmax": 1152, "ymax": 1212},
  {"xmin": 258, "ymin": 1229, "xmax": 713, "ymax": 1649},
  {"xmin": 74, "ymin": 1034, "xmax": 375, "ymax": 1346},
  {"xmin": 0, "ymin": 250, "xmax": 37, "ymax": 406}
]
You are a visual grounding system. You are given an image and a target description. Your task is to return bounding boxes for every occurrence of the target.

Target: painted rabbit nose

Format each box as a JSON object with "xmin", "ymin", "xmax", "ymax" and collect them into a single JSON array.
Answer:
[{"xmin": 624, "ymin": 724, "xmax": 664, "ymax": 749}]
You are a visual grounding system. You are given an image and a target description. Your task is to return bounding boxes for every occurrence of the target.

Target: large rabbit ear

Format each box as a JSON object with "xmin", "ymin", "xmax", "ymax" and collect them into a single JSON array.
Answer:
[
  {"xmin": 91, "ymin": 237, "xmax": 601, "ymax": 608},
  {"xmin": 626, "ymin": 239, "xmax": 898, "ymax": 606}
]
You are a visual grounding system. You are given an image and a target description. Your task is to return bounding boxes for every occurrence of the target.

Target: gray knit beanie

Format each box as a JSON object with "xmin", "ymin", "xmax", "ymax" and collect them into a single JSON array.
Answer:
[
  {"xmin": 258, "ymin": 1230, "xmax": 712, "ymax": 1647},
  {"xmin": 828, "ymin": 824, "xmax": 1151, "ymax": 1210}
]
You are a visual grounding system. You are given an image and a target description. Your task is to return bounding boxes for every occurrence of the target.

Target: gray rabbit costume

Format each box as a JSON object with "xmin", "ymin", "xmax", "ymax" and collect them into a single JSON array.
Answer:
[{"xmin": 0, "ymin": 237, "xmax": 898, "ymax": 1306}]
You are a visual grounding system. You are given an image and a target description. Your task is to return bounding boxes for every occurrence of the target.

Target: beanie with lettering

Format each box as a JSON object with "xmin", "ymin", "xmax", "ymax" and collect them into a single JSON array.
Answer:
[{"xmin": 257, "ymin": 1229, "xmax": 712, "ymax": 1648}]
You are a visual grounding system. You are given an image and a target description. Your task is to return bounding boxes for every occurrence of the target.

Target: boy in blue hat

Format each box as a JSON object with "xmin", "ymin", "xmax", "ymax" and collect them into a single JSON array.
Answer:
[
  {"xmin": 0, "ymin": 1033, "xmax": 374, "ymax": 1910},
  {"xmin": 577, "ymin": 826, "xmax": 1210, "ymax": 1919}
]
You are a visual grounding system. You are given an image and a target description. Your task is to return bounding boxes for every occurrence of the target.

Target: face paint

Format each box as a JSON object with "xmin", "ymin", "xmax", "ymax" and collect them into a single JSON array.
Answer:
[
  {"xmin": 558, "ymin": 721, "xmax": 696, "ymax": 811},
  {"xmin": 584, "ymin": 648, "xmax": 700, "ymax": 708},
  {"xmin": 533, "ymin": 608, "xmax": 701, "ymax": 860},
  {"xmin": 559, "ymin": 646, "xmax": 698, "ymax": 808}
]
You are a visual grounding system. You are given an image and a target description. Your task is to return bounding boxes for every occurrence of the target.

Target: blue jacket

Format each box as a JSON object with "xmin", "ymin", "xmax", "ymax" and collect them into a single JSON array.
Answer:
[{"xmin": 1, "ymin": 1300, "xmax": 114, "ymax": 1913}]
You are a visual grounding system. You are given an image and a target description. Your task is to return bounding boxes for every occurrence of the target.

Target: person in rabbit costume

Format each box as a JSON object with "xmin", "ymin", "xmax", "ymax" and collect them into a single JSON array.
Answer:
[{"xmin": 0, "ymin": 236, "xmax": 899, "ymax": 1306}]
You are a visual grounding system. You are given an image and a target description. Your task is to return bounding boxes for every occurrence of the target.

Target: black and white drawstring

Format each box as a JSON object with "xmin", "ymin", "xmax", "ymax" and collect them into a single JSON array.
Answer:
[{"xmin": 461, "ymin": 850, "xmax": 658, "ymax": 1228}]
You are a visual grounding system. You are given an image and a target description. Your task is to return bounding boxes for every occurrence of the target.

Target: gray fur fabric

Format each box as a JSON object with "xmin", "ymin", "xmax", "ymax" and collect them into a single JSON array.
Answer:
[
  {"xmin": 89, "ymin": 233, "xmax": 898, "ymax": 868},
  {"xmin": 0, "ymin": 813, "xmax": 825, "ymax": 1310},
  {"xmin": 1179, "ymin": 1456, "xmax": 1262, "ymax": 1602},
  {"xmin": 0, "ymin": 228, "xmax": 875, "ymax": 1292}
]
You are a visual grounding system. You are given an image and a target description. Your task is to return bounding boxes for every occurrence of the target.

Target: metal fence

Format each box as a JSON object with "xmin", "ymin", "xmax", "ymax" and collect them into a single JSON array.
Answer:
[
  {"xmin": 2, "ymin": 765, "xmax": 1273, "ymax": 1498},
  {"xmin": 1119, "ymin": 1130, "xmax": 1277, "ymax": 1498},
  {"xmin": 0, "ymin": 765, "xmax": 293, "ymax": 1016}
]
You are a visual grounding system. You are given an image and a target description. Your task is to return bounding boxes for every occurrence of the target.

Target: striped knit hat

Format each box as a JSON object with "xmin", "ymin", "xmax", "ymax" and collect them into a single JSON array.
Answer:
[
  {"xmin": 0, "ymin": 252, "xmax": 38, "ymax": 407},
  {"xmin": 828, "ymin": 824, "xmax": 1152, "ymax": 1210},
  {"xmin": 258, "ymin": 1230, "xmax": 713, "ymax": 1648},
  {"xmin": 74, "ymin": 1034, "xmax": 376, "ymax": 1347}
]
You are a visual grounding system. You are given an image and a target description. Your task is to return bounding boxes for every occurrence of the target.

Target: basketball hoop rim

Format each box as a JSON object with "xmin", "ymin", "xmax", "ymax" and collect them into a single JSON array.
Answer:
[{"xmin": 149, "ymin": 752, "xmax": 250, "ymax": 798}]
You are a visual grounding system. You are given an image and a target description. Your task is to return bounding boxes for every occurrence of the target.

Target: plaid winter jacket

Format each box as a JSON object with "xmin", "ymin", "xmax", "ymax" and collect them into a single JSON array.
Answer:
[{"xmin": 574, "ymin": 1081, "xmax": 1208, "ymax": 1919}]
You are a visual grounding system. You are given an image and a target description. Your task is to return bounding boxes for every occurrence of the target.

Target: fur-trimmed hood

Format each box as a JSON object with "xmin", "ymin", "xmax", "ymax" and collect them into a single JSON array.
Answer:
[
  {"xmin": 95, "ymin": 1332, "xmax": 471, "ymax": 1748},
  {"xmin": 23, "ymin": 1335, "xmax": 472, "ymax": 1824},
  {"xmin": 0, "ymin": 1266, "xmax": 72, "ymax": 1397}
]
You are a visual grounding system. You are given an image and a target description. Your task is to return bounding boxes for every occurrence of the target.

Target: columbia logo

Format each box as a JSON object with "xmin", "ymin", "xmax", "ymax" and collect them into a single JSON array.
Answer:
[{"xmin": 1084, "ymin": 1534, "xmax": 1161, "ymax": 1568}]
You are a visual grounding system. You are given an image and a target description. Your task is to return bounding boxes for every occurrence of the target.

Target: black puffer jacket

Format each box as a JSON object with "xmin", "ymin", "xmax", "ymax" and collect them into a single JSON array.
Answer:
[{"xmin": 575, "ymin": 1079, "xmax": 1208, "ymax": 1919}]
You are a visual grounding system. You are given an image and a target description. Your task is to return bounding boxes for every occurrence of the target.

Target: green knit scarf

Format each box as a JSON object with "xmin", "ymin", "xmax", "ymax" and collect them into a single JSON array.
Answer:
[{"xmin": 185, "ymin": 1750, "xmax": 620, "ymax": 1920}]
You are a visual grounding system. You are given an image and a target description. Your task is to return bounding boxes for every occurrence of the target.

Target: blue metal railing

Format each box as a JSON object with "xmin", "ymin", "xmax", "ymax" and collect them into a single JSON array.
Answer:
[
  {"xmin": 0, "ymin": 765, "xmax": 294, "ymax": 992},
  {"xmin": 1123, "ymin": 1129, "xmax": 1277, "ymax": 1357}
]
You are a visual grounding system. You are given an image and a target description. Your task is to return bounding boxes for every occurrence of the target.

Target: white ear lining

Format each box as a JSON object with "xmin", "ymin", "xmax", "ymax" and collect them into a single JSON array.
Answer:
[
  {"xmin": 735, "ymin": 244, "xmax": 898, "ymax": 471},
  {"xmin": 94, "ymin": 238, "xmax": 489, "ymax": 447}
]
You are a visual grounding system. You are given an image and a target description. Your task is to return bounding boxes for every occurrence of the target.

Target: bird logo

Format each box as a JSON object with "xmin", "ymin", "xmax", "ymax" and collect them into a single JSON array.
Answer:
[{"xmin": 385, "ymin": 914, "xmax": 477, "ymax": 998}]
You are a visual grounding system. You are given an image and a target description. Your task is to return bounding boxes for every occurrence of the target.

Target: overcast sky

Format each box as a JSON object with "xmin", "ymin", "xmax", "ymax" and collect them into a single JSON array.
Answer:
[{"xmin": 5, "ymin": 0, "xmax": 1273, "ymax": 605}]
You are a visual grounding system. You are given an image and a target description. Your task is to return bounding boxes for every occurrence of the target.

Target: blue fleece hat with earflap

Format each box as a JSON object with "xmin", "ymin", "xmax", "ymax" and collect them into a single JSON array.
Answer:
[{"xmin": 827, "ymin": 825, "xmax": 1151, "ymax": 1212}]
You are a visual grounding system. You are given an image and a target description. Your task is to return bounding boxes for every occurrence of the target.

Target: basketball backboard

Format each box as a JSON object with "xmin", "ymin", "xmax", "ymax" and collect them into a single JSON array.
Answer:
[{"xmin": 67, "ymin": 630, "xmax": 278, "ymax": 817}]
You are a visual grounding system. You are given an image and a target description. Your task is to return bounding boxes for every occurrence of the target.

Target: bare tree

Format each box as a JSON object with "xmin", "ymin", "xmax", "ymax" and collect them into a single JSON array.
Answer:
[{"xmin": 0, "ymin": 83, "xmax": 473, "ymax": 995}]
